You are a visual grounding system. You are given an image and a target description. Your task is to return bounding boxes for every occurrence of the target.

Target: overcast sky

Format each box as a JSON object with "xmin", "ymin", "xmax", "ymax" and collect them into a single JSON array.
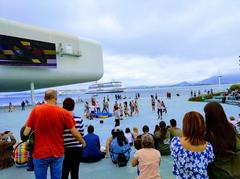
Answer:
[{"xmin": 0, "ymin": 0, "xmax": 240, "ymax": 87}]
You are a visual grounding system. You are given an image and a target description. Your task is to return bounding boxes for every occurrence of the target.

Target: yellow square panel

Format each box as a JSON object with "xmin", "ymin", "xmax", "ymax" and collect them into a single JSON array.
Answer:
[
  {"xmin": 20, "ymin": 41, "xmax": 31, "ymax": 46},
  {"xmin": 3, "ymin": 50, "xmax": 14, "ymax": 55},
  {"xmin": 43, "ymin": 50, "xmax": 56, "ymax": 55},
  {"xmin": 32, "ymin": 59, "xmax": 41, "ymax": 63}
]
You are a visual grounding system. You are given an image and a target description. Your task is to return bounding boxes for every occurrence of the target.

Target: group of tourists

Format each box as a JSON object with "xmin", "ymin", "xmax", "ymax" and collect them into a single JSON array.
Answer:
[
  {"xmin": 1, "ymin": 89, "xmax": 240, "ymax": 179},
  {"xmin": 190, "ymin": 89, "xmax": 214, "ymax": 97},
  {"xmin": 84, "ymin": 95, "xmax": 140, "ymax": 121},
  {"xmin": 151, "ymin": 95, "xmax": 167, "ymax": 119},
  {"xmin": 130, "ymin": 102, "xmax": 240, "ymax": 179}
]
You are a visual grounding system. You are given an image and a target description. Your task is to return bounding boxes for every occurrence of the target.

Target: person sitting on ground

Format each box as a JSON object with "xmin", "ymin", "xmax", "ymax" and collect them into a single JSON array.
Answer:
[
  {"xmin": 0, "ymin": 131, "xmax": 16, "ymax": 169},
  {"xmin": 204, "ymin": 102, "xmax": 240, "ymax": 178},
  {"xmin": 124, "ymin": 128, "xmax": 134, "ymax": 146},
  {"xmin": 137, "ymin": 125, "xmax": 153, "ymax": 139},
  {"xmin": 105, "ymin": 129, "xmax": 116, "ymax": 158},
  {"xmin": 132, "ymin": 134, "xmax": 161, "ymax": 179},
  {"xmin": 62, "ymin": 97, "xmax": 84, "ymax": 179},
  {"xmin": 168, "ymin": 119, "xmax": 182, "ymax": 140},
  {"xmin": 171, "ymin": 111, "xmax": 214, "ymax": 178},
  {"xmin": 109, "ymin": 129, "xmax": 131, "ymax": 165},
  {"xmin": 154, "ymin": 125, "xmax": 160, "ymax": 134},
  {"xmin": 135, "ymin": 125, "xmax": 153, "ymax": 150},
  {"xmin": 82, "ymin": 125, "xmax": 105, "ymax": 162},
  {"xmin": 154, "ymin": 121, "xmax": 171, "ymax": 155},
  {"xmin": 132, "ymin": 127, "xmax": 139, "ymax": 140}
]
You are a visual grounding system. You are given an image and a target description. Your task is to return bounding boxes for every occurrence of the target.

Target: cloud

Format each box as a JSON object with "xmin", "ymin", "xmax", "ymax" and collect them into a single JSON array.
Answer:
[
  {"xmin": 96, "ymin": 16, "xmax": 123, "ymax": 34},
  {"xmin": 0, "ymin": 0, "xmax": 239, "ymax": 86},
  {"xmin": 100, "ymin": 53, "xmax": 238, "ymax": 86}
]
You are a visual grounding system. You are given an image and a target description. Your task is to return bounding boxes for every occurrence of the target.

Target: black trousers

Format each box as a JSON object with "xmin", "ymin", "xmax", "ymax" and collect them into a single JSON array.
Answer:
[
  {"xmin": 62, "ymin": 147, "xmax": 82, "ymax": 179},
  {"xmin": 157, "ymin": 109, "xmax": 163, "ymax": 119}
]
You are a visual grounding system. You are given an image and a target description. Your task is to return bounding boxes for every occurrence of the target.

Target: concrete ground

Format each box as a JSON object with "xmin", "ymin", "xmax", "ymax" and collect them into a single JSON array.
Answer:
[{"xmin": 1, "ymin": 87, "xmax": 239, "ymax": 179}]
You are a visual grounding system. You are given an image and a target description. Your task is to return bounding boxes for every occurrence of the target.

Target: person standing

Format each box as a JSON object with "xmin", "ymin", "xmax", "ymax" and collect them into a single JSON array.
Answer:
[
  {"xmin": 8, "ymin": 102, "xmax": 13, "ymax": 112},
  {"xmin": 23, "ymin": 89, "xmax": 86, "ymax": 179},
  {"xmin": 21, "ymin": 101, "xmax": 26, "ymax": 110},
  {"xmin": 157, "ymin": 100, "xmax": 162, "ymax": 119},
  {"xmin": 62, "ymin": 98, "xmax": 84, "ymax": 179},
  {"xmin": 151, "ymin": 95, "xmax": 155, "ymax": 112}
]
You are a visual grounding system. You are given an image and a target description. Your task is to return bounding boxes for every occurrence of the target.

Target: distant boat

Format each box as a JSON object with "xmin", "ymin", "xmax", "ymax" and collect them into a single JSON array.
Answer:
[{"xmin": 87, "ymin": 81, "xmax": 124, "ymax": 94}]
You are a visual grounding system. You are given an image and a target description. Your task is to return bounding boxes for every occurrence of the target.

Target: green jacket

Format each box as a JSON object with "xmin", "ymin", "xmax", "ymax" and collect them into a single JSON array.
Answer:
[
  {"xmin": 208, "ymin": 134, "xmax": 240, "ymax": 179},
  {"xmin": 154, "ymin": 130, "xmax": 171, "ymax": 155}
]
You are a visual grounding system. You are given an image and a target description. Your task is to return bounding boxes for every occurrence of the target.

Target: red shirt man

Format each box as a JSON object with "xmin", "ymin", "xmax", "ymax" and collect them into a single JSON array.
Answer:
[
  {"xmin": 26, "ymin": 104, "xmax": 75, "ymax": 159},
  {"xmin": 24, "ymin": 89, "xmax": 85, "ymax": 179}
]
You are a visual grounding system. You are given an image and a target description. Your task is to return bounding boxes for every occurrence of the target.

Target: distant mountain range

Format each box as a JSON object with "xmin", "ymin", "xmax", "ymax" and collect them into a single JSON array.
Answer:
[{"xmin": 175, "ymin": 73, "xmax": 240, "ymax": 86}]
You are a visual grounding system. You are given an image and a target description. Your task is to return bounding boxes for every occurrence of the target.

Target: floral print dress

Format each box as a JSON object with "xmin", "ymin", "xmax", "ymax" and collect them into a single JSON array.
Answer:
[{"xmin": 171, "ymin": 137, "xmax": 214, "ymax": 179}]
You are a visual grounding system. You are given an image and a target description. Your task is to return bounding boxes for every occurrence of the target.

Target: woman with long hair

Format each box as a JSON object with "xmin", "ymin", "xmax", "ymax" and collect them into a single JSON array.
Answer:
[
  {"xmin": 154, "ymin": 121, "xmax": 171, "ymax": 155},
  {"xmin": 204, "ymin": 102, "xmax": 240, "ymax": 178},
  {"xmin": 171, "ymin": 111, "xmax": 214, "ymax": 178},
  {"xmin": 109, "ymin": 130, "xmax": 131, "ymax": 165}
]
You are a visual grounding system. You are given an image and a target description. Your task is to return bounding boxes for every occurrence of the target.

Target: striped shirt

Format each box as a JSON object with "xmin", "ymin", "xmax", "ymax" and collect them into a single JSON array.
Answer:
[{"xmin": 63, "ymin": 116, "xmax": 84, "ymax": 148}]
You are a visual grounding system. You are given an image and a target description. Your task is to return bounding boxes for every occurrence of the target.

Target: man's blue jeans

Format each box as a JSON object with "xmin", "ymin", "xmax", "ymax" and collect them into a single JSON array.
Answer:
[{"xmin": 33, "ymin": 157, "xmax": 64, "ymax": 179}]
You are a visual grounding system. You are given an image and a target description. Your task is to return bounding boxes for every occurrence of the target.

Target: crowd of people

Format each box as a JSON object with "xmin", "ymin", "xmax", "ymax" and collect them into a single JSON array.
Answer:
[
  {"xmin": 226, "ymin": 88, "xmax": 240, "ymax": 100},
  {"xmin": 190, "ymin": 89, "xmax": 214, "ymax": 97},
  {"xmin": 83, "ymin": 95, "xmax": 140, "ymax": 121},
  {"xmin": 0, "ymin": 89, "xmax": 240, "ymax": 179}
]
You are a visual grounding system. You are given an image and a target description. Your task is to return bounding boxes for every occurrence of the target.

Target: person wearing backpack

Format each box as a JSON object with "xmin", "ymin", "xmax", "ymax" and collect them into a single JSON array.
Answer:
[
  {"xmin": 23, "ymin": 90, "xmax": 86, "ymax": 179},
  {"xmin": 109, "ymin": 129, "xmax": 131, "ymax": 167}
]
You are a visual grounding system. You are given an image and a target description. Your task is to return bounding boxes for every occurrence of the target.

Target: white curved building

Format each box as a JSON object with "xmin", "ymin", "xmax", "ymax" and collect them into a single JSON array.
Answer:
[{"xmin": 0, "ymin": 18, "xmax": 104, "ymax": 92}]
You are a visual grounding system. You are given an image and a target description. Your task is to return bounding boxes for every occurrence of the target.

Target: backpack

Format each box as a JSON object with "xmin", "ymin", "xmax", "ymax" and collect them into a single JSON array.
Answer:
[
  {"xmin": 26, "ymin": 131, "xmax": 34, "ymax": 152},
  {"xmin": 117, "ymin": 153, "xmax": 127, "ymax": 167},
  {"xmin": 14, "ymin": 142, "xmax": 29, "ymax": 167}
]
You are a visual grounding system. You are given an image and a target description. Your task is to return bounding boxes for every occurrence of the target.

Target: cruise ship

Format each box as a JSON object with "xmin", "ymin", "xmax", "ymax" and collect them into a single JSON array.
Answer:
[{"xmin": 87, "ymin": 81, "xmax": 124, "ymax": 94}]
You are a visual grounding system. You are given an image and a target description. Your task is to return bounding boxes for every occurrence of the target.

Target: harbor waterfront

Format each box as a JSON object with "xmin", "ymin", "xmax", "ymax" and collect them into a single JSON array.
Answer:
[{"xmin": 0, "ymin": 84, "xmax": 239, "ymax": 179}]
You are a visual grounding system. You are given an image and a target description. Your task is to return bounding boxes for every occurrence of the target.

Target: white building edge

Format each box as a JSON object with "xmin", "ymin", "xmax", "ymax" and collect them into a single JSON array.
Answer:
[{"xmin": 0, "ymin": 18, "xmax": 104, "ymax": 95}]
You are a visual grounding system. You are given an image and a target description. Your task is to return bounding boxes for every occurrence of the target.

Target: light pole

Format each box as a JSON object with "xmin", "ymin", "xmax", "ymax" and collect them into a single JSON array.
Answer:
[{"xmin": 218, "ymin": 75, "xmax": 222, "ymax": 92}]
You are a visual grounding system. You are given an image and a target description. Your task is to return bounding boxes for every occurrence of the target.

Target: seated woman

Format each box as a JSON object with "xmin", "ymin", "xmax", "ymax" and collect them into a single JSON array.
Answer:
[
  {"xmin": 105, "ymin": 129, "xmax": 116, "ymax": 158},
  {"xmin": 109, "ymin": 129, "xmax": 131, "ymax": 166},
  {"xmin": 82, "ymin": 125, "xmax": 105, "ymax": 162},
  {"xmin": 204, "ymin": 102, "xmax": 240, "ymax": 178},
  {"xmin": 132, "ymin": 134, "xmax": 161, "ymax": 179},
  {"xmin": 0, "ymin": 131, "xmax": 16, "ymax": 169},
  {"xmin": 124, "ymin": 128, "xmax": 134, "ymax": 146},
  {"xmin": 154, "ymin": 121, "xmax": 171, "ymax": 155},
  {"xmin": 171, "ymin": 111, "xmax": 214, "ymax": 178}
]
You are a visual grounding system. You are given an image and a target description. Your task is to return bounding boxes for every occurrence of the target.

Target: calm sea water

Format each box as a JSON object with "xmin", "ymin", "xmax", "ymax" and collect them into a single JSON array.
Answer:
[{"xmin": 0, "ymin": 84, "xmax": 229, "ymax": 106}]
